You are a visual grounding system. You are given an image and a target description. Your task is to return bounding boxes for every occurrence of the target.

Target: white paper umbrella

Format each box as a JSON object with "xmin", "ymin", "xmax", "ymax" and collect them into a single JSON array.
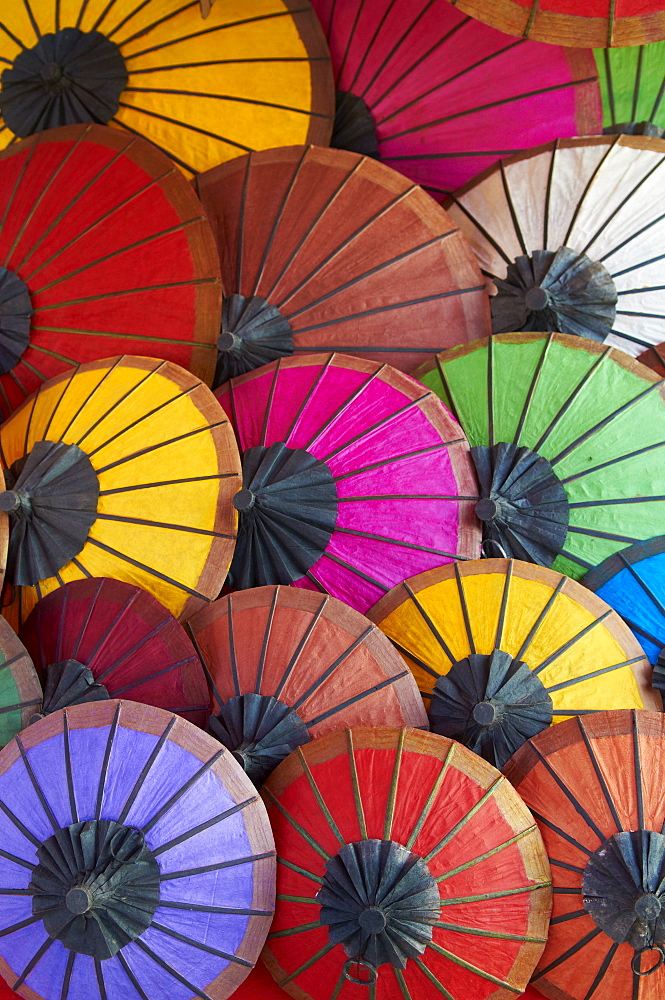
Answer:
[{"xmin": 446, "ymin": 135, "xmax": 665, "ymax": 357}]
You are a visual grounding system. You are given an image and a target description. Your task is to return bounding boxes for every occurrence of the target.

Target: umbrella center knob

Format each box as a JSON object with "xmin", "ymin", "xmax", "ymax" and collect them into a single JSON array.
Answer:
[
  {"xmin": 66, "ymin": 886, "xmax": 93, "ymax": 914},
  {"xmin": 475, "ymin": 497, "xmax": 498, "ymax": 522},
  {"xmin": 0, "ymin": 490, "xmax": 22, "ymax": 513},
  {"xmin": 473, "ymin": 700, "xmax": 497, "ymax": 725},
  {"xmin": 635, "ymin": 893, "xmax": 662, "ymax": 921},
  {"xmin": 218, "ymin": 331, "xmax": 242, "ymax": 352},
  {"xmin": 359, "ymin": 907, "xmax": 387, "ymax": 934},
  {"xmin": 40, "ymin": 62, "xmax": 68, "ymax": 89},
  {"xmin": 524, "ymin": 286, "xmax": 549, "ymax": 311},
  {"xmin": 233, "ymin": 489, "xmax": 256, "ymax": 511}
]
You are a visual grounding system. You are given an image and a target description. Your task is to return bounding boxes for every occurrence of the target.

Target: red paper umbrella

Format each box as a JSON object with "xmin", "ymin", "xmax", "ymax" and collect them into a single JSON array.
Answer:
[
  {"xmin": 194, "ymin": 146, "xmax": 490, "ymax": 381},
  {"xmin": 638, "ymin": 342, "xmax": 665, "ymax": 376},
  {"xmin": 0, "ymin": 976, "xmax": 19, "ymax": 999},
  {"xmin": 188, "ymin": 586, "xmax": 428, "ymax": 785},
  {"xmin": 231, "ymin": 962, "xmax": 284, "ymax": 999},
  {"xmin": 504, "ymin": 710, "xmax": 665, "ymax": 999},
  {"xmin": 310, "ymin": 0, "xmax": 601, "ymax": 201},
  {"xmin": 261, "ymin": 726, "xmax": 552, "ymax": 999},
  {"xmin": 19, "ymin": 578, "xmax": 210, "ymax": 727},
  {"xmin": 448, "ymin": 0, "xmax": 665, "ymax": 48},
  {"xmin": 0, "ymin": 123, "xmax": 220, "ymax": 418}
]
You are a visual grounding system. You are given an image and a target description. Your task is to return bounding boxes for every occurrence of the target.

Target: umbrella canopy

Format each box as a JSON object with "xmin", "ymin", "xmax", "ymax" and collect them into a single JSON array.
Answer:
[
  {"xmin": 20, "ymin": 577, "xmax": 210, "ymax": 727},
  {"xmin": 638, "ymin": 342, "xmax": 665, "ymax": 376},
  {"xmin": 0, "ymin": 699, "xmax": 275, "ymax": 1000},
  {"xmin": 0, "ymin": 355, "xmax": 241, "ymax": 631},
  {"xmin": 310, "ymin": 0, "xmax": 601, "ymax": 200},
  {"xmin": 0, "ymin": 123, "xmax": 221, "ymax": 419},
  {"xmin": 215, "ymin": 353, "xmax": 480, "ymax": 613},
  {"xmin": 194, "ymin": 145, "xmax": 491, "ymax": 382},
  {"xmin": 261, "ymin": 726, "xmax": 552, "ymax": 999},
  {"xmin": 504, "ymin": 709, "xmax": 665, "ymax": 999},
  {"xmin": 0, "ymin": 1, "xmax": 334, "ymax": 177},
  {"xmin": 228, "ymin": 961, "xmax": 284, "ymax": 999},
  {"xmin": 368, "ymin": 558, "xmax": 660, "ymax": 769},
  {"xmin": 0, "ymin": 616, "xmax": 41, "ymax": 748},
  {"xmin": 584, "ymin": 537, "xmax": 665, "ymax": 692},
  {"xmin": 187, "ymin": 586, "xmax": 428, "ymax": 786},
  {"xmin": 449, "ymin": 0, "xmax": 665, "ymax": 47},
  {"xmin": 445, "ymin": 135, "xmax": 665, "ymax": 356},
  {"xmin": 595, "ymin": 43, "xmax": 665, "ymax": 136},
  {"xmin": 418, "ymin": 332, "xmax": 665, "ymax": 580},
  {"xmin": 0, "ymin": 977, "xmax": 19, "ymax": 999}
]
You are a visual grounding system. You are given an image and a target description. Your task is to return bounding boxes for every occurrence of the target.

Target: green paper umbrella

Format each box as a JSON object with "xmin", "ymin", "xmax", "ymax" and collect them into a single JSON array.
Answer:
[
  {"xmin": 595, "ymin": 43, "xmax": 665, "ymax": 136},
  {"xmin": 418, "ymin": 332, "xmax": 665, "ymax": 580}
]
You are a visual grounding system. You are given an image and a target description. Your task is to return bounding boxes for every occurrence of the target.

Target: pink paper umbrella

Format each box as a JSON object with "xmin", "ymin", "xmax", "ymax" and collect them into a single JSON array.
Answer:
[
  {"xmin": 215, "ymin": 354, "xmax": 480, "ymax": 613},
  {"xmin": 311, "ymin": 0, "xmax": 602, "ymax": 200}
]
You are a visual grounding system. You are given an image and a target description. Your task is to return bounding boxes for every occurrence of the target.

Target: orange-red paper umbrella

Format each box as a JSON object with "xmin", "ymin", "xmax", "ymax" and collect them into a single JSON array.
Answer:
[
  {"xmin": 194, "ymin": 146, "xmax": 490, "ymax": 381},
  {"xmin": 188, "ymin": 586, "xmax": 428, "ymax": 785},
  {"xmin": 504, "ymin": 710, "xmax": 665, "ymax": 999},
  {"xmin": 638, "ymin": 342, "xmax": 665, "ymax": 376},
  {"xmin": 262, "ymin": 726, "xmax": 552, "ymax": 1000}
]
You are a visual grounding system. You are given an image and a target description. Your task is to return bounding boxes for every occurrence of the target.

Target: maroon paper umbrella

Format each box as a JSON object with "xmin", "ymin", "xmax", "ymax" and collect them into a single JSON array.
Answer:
[
  {"xmin": 0, "ymin": 700, "xmax": 276, "ymax": 1000},
  {"xmin": 20, "ymin": 578, "xmax": 210, "ymax": 727}
]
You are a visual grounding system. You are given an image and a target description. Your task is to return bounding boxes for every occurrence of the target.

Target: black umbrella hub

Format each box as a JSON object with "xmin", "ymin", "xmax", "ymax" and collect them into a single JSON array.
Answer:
[
  {"xmin": 331, "ymin": 90, "xmax": 380, "ymax": 159},
  {"xmin": 1, "ymin": 28, "xmax": 128, "ymax": 138},
  {"xmin": 214, "ymin": 294, "xmax": 293, "ymax": 388},
  {"xmin": 317, "ymin": 839, "xmax": 441, "ymax": 973},
  {"xmin": 0, "ymin": 267, "xmax": 32, "ymax": 374},
  {"xmin": 30, "ymin": 659, "xmax": 110, "ymax": 724}
]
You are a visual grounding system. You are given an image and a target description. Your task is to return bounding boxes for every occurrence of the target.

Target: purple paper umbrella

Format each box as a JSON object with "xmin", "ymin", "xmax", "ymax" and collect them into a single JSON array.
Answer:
[{"xmin": 0, "ymin": 701, "xmax": 275, "ymax": 1000}]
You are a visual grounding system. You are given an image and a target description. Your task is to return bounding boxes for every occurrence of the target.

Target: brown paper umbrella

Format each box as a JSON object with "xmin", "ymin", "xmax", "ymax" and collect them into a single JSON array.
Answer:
[
  {"xmin": 194, "ymin": 146, "xmax": 490, "ymax": 382},
  {"xmin": 188, "ymin": 585, "xmax": 428, "ymax": 786}
]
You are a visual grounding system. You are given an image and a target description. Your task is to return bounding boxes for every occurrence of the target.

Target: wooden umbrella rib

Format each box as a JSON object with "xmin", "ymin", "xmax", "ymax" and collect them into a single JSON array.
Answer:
[
  {"xmin": 61, "ymin": 950, "xmax": 76, "ymax": 1000},
  {"xmin": 611, "ymin": 248, "xmax": 665, "ymax": 277},
  {"xmin": 0, "ymin": 22, "xmax": 26, "ymax": 49},
  {"xmin": 574, "ymin": 717, "xmax": 623, "ymax": 831},
  {"xmin": 531, "ymin": 610, "xmax": 613, "ymax": 675},
  {"xmin": 534, "ymin": 927, "xmax": 603, "ymax": 980},
  {"xmin": 116, "ymin": 101, "xmax": 254, "ymax": 154},
  {"xmin": 251, "ymin": 147, "xmax": 309, "ymax": 298},
  {"xmin": 130, "ymin": 938, "xmax": 216, "ymax": 1000},
  {"xmin": 150, "ymin": 920, "xmax": 254, "ymax": 965},
  {"xmin": 273, "ymin": 596, "xmax": 328, "ymax": 699},
  {"xmin": 382, "ymin": 728, "xmax": 406, "ymax": 841},
  {"xmin": 0, "ymin": 798, "xmax": 41, "ymax": 850},
  {"xmin": 99, "ymin": 474, "xmax": 235, "ymax": 497},
  {"xmin": 435, "ymin": 826, "xmax": 538, "ymax": 884},
  {"xmin": 550, "ymin": 909, "xmax": 587, "ymax": 925},
  {"xmin": 404, "ymin": 582, "xmax": 456, "ymax": 664},
  {"xmin": 529, "ymin": 743, "xmax": 605, "ymax": 844},
  {"xmin": 424, "ymin": 777, "xmax": 504, "ymax": 863},
  {"xmin": 109, "ymin": 0, "xmax": 200, "ymax": 46},
  {"xmin": 296, "ymin": 747, "xmax": 345, "ymax": 846},
  {"xmin": 346, "ymin": 729, "xmax": 367, "ymax": 840},
  {"xmin": 131, "ymin": 58, "xmax": 328, "ymax": 73},
  {"xmin": 294, "ymin": 288, "xmax": 485, "ymax": 333},
  {"xmin": 0, "ymin": 139, "xmax": 39, "ymax": 256},
  {"xmin": 454, "ymin": 563, "xmax": 475, "ymax": 654},
  {"xmin": 304, "ymin": 363, "xmax": 383, "ymax": 453},
  {"xmin": 560, "ymin": 440, "xmax": 665, "ymax": 485},
  {"xmin": 344, "ymin": 0, "xmax": 387, "ymax": 94},
  {"xmin": 125, "ymin": 86, "xmax": 324, "ymax": 119},
  {"xmin": 434, "ymin": 919, "xmax": 545, "ymax": 943},
  {"xmin": 289, "ymin": 627, "xmax": 375, "ymax": 709},
  {"xmin": 545, "ymin": 656, "xmax": 645, "ymax": 694},
  {"xmin": 305, "ymin": 671, "xmax": 411, "ymax": 729},
  {"xmin": 100, "ymin": 649, "xmax": 196, "ymax": 694},
  {"xmin": 62, "ymin": 712, "xmax": 79, "ymax": 825},
  {"xmin": 95, "ymin": 703, "xmax": 122, "ymax": 820},
  {"xmin": 263, "ymin": 786, "xmax": 330, "ymax": 860},
  {"xmin": 269, "ymin": 921, "xmax": 322, "ymax": 939},
  {"xmin": 0, "ymin": 914, "xmax": 42, "ymax": 936},
  {"xmin": 529, "ymin": 809, "xmax": 594, "ymax": 858},
  {"xmin": 253, "ymin": 587, "xmax": 279, "ymax": 692},
  {"xmin": 580, "ymin": 157, "xmax": 665, "ymax": 258},
  {"xmin": 116, "ymin": 951, "xmax": 152, "ymax": 1000},
  {"xmin": 549, "ymin": 857, "xmax": 584, "ymax": 875},
  {"xmin": 36, "ymin": 275, "xmax": 217, "ymax": 309},
  {"xmin": 0, "ymin": 846, "xmax": 36, "ymax": 870},
  {"xmin": 85, "ymin": 382, "xmax": 205, "ymax": 454},
  {"xmin": 632, "ymin": 48, "xmax": 644, "ymax": 122},
  {"xmin": 561, "ymin": 139, "xmax": 620, "ymax": 248},
  {"xmin": 116, "ymin": 8, "xmax": 306, "ymax": 53},
  {"xmin": 332, "ymin": 441, "xmax": 455, "ymax": 482},
  {"xmin": 425, "ymin": 939, "xmax": 521, "ymax": 993},
  {"xmin": 278, "ymin": 941, "xmax": 336, "ymax": 986},
  {"xmin": 514, "ymin": 334, "xmax": 554, "ymax": 447},
  {"xmin": 406, "ymin": 744, "xmax": 455, "ymax": 850},
  {"xmin": 12, "ymin": 936, "xmax": 54, "ymax": 990},
  {"xmin": 142, "ymin": 749, "xmax": 225, "ymax": 834},
  {"xmin": 110, "ymin": 117, "xmax": 198, "ymax": 175},
  {"xmin": 86, "ymin": 590, "xmax": 142, "ymax": 671},
  {"xmin": 115, "ymin": 717, "xmax": 175, "ymax": 825},
  {"xmin": 410, "ymin": 959, "xmax": 455, "ymax": 1000},
  {"xmin": 94, "ymin": 956, "xmax": 107, "ymax": 1000},
  {"xmin": 14, "ymin": 734, "xmax": 59, "ymax": 832},
  {"xmin": 631, "ymin": 711, "xmax": 645, "ymax": 833},
  {"xmin": 152, "ymin": 796, "xmax": 256, "ymax": 857},
  {"xmin": 160, "ymin": 852, "xmax": 274, "ymax": 882},
  {"xmin": 276, "ymin": 856, "xmax": 323, "ymax": 885},
  {"xmin": 94, "ymin": 420, "xmax": 227, "ymax": 474},
  {"xmin": 438, "ymin": 882, "xmax": 550, "ymax": 906}
]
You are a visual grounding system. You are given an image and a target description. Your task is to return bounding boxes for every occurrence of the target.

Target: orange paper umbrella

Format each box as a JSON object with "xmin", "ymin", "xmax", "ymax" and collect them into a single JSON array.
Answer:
[
  {"xmin": 188, "ymin": 586, "xmax": 428, "ymax": 785},
  {"xmin": 262, "ymin": 726, "xmax": 552, "ymax": 999},
  {"xmin": 194, "ymin": 146, "xmax": 490, "ymax": 381},
  {"xmin": 504, "ymin": 710, "xmax": 665, "ymax": 999}
]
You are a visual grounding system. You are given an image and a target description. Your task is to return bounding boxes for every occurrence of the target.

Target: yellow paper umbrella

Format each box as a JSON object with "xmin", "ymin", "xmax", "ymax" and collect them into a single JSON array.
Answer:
[
  {"xmin": 0, "ymin": 1, "xmax": 334, "ymax": 177},
  {"xmin": 368, "ymin": 558, "xmax": 661, "ymax": 768},
  {"xmin": 0, "ymin": 355, "xmax": 241, "ymax": 630}
]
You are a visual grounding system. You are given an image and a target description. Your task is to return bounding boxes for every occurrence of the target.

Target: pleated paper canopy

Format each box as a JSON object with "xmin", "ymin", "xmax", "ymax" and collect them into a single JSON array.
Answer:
[
  {"xmin": 0, "ymin": 977, "xmax": 19, "ymax": 999},
  {"xmin": 310, "ymin": 0, "xmax": 601, "ymax": 200},
  {"xmin": 226, "ymin": 961, "xmax": 284, "ymax": 999},
  {"xmin": 584, "ymin": 538, "xmax": 665, "ymax": 692},
  {"xmin": 448, "ymin": 0, "xmax": 665, "ymax": 47},
  {"xmin": 20, "ymin": 577, "xmax": 210, "ymax": 727},
  {"xmin": 0, "ymin": 616, "xmax": 41, "ymax": 748},
  {"xmin": 188, "ymin": 586, "xmax": 428, "ymax": 785},
  {"xmin": 262, "ymin": 726, "xmax": 552, "ymax": 999},
  {"xmin": 418, "ymin": 333, "xmax": 665, "ymax": 580},
  {"xmin": 194, "ymin": 146, "xmax": 490, "ymax": 381},
  {"xmin": 446, "ymin": 135, "xmax": 665, "ymax": 356},
  {"xmin": 215, "ymin": 353, "xmax": 481, "ymax": 613},
  {"xmin": 504, "ymin": 710, "xmax": 665, "ymax": 998},
  {"xmin": 0, "ymin": 1, "xmax": 334, "ymax": 177},
  {"xmin": 0, "ymin": 124, "xmax": 221, "ymax": 418},
  {"xmin": 0, "ymin": 355, "xmax": 241, "ymax": 630},
  {"xmin": 595, "ymin": 42, "xmax": 665, "ymax": 136},
  {"xmin": 0, "ymin": 700, "xmax": 275, "ymax": 1000},
  {"xmin": 368, "ymin": 559, "xmax": 660, "ymax": 770}
]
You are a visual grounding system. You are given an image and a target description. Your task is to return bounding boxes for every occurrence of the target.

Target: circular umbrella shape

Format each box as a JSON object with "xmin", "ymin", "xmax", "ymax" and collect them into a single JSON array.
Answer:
[
  {"xmin": 261, "ymin": 726, "xmax": 552, "ymax": 999},
  {"xmin": 0, "ymin": 123, "xmax": 221, "ymax": 419},
  {"xmin": 445, "ymin": 135, "xmax": 665, "ymax": 356},
  {"xmin": 418, "ymin": 332, "xmax": 665, "ymax": 580},
  {"xmin": 448, "ymin": 0, "xmax": 665, "ymax": 47},
  {"xmin": 0, "ymin": 699, "xmax": 275, "ymax": 1000},
  {"xmin": 0, "ymin": 355, "xmax": 241, "ymax": 630},
  {"xmin": 215, "ymin": 353, "xmax": 481, "ymax": 613},
  {"xmin": 368, "ymin": 558, "xmax": 660, "ymax": 770},
  {"xmin": 0, "ymin": 615, "xmax": 41, "ymax": 749},
  {"xmin": 595, "ymin": 43, "xmax": 665, "ymax": 137},
  {"xmin": 310, "ymin": 0, "xmax": 601, "ymax": 201},
  {"xmin": 584, "ymin": 537, "xmax": 665, "ymax": 692},
  {"xmin": 638, "ymin": 342, "xmax": 665, "ymax": 376},
  {"xmin": 0, "ymin": 1, "xmax": 334, "ymax": 178},
  {"xmin": 20, "ymin": 577, "xmax": 210, "ymax": 727},
  {"xmin": 194, "ymin": 145, "xmax": 491, "ymax": 381},
  {"xmin": 504, "ymin": 709, "xmax": 665, "ymax": 999},
  {"xmin": 187, "ymin": 586, "xmax": 428, "ymax": 786}
]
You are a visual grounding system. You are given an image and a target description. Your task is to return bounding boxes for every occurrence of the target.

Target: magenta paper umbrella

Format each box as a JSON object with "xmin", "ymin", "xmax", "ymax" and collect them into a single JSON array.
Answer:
[
  {"xmin": 310, "ymin": 0, "xmax": 602, "ymax": 200},
  {"xmin": 215, "ymin": 354, "xmax": 481, "ymax": 613},
  {"xmin": 0, "ymin": 701, "xmax": 276, "ymax": 1000}
]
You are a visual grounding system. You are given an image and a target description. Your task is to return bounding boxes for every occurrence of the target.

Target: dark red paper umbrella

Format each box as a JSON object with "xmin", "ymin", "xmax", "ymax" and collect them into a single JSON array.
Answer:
[
  {"xmin": 230, "ymin": 962, "xmax": 284, "ymax": 999},
  {"xmin": 0, "ymin": 977, "xmax": 19, "ymax": 999},
  {"xmin": 194, "ymin": 146, "xmax": 490, "ymax": 381},
  {"xmin": 262, "ymin": 726, "xmax": 552, "ymax": 999},
  {"xmin": 638, "ymin": 342, "xmax": 665, "ymax": 376},
  {"xmin": 0, "ymin": 123, "xmax": 220, "ymax": 418},
  {"xmin": 19, "ymin": 577, "xmax": 209, "ymax": 727},
  {"xmin": 310, "ymin": 0, "xmax": 601, "ymax": 201},
  {"xmin": 188, "ymin": 586, "xmax": 428, "ymax": 786}
]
